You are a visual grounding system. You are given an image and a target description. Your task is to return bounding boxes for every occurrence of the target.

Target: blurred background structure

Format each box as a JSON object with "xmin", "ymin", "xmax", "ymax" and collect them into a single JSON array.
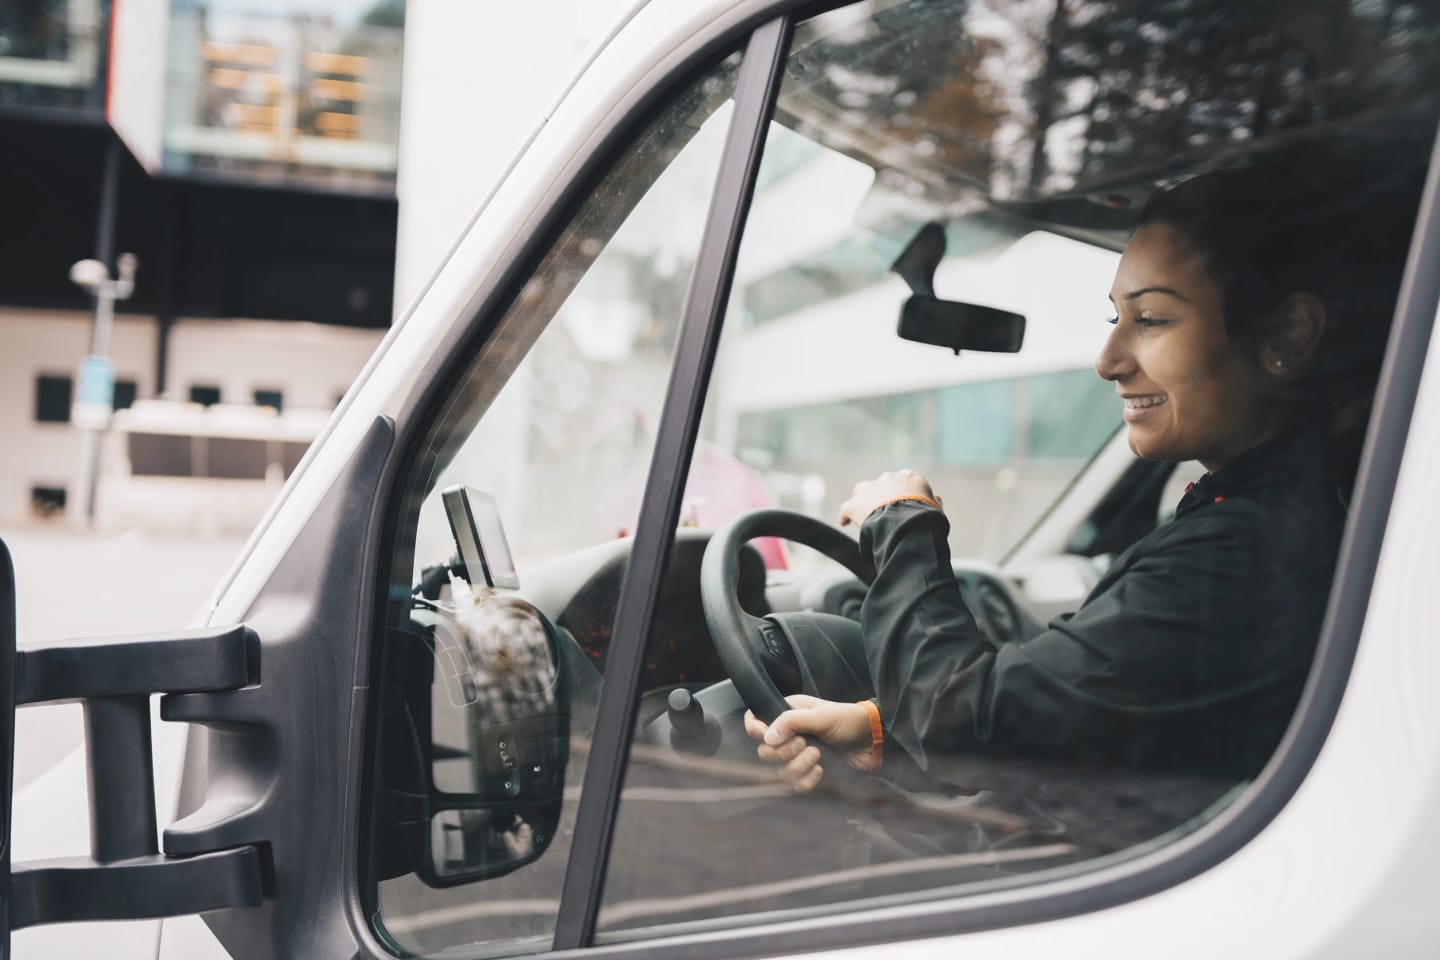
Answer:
[
  {"xmin": 0, "ymin": 0, "xmax": 622, "ymax": 535},
  {"xmin": 3, "ymin": 7, "xmax": 620, "ymax": 953}
]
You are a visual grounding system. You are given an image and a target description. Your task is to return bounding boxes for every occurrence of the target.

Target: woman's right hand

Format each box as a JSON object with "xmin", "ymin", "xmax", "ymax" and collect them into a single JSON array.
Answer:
[
  {"xmin": 743, "ymin": 694, "xmax": 879, "ymax": 793},
  {"xmin": 838, "ymin": 469, "xmax": 941, "ymax": 528}
]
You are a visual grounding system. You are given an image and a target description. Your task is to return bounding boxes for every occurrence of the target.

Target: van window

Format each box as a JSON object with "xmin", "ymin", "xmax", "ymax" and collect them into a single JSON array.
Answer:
[
  {"xmin": 363, "ymin": 50, "xmax": 745, "ymax": 957},
  {"xmin": 596, "ymin": 0, "xmax": 1436, "ymax": 944},
  {"xmin": 362, "ymin": 1, "xmax": 1440, "ymax": 956}
]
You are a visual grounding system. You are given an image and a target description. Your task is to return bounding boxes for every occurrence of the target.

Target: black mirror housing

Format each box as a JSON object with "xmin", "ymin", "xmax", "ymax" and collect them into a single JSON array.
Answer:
[
  {"xmin": 898, "ymin": 296, "xmax": 1026, "ymax": 355},
  {"xmin": 891, "ymin": 220, "xmax": 1027, "ymax": 355}
]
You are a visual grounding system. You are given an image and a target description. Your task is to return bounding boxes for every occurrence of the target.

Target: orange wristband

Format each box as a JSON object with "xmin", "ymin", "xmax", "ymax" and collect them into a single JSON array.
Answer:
[
  {"xmin": 871, "ymin": 494, "xmax": 941, "ymax": 513},
  {"xmin": 858, "ymin": 699, "xmax": 884, "ymax": 748}
]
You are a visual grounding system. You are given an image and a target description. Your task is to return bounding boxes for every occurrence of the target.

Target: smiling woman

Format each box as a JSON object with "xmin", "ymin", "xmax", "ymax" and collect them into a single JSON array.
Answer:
[
  {"xmin": 745, "ymin": 163, "xmax": 1405, "ymax": 820},
  {"xmin": 1103, "ymin": 169, "xmax": 1389, "ymax": 478}
]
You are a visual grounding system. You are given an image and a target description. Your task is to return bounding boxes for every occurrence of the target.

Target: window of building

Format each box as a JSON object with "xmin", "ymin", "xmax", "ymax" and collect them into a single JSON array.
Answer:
[
  {"xmin": 254, "ymin": 388, "xmax": 284, "ymax": 412},
  {"xmin": 160, "ymin": 0, "xmax": 405, "ymax": 191},
  {"xmin": 189, "ymin": 385, "xmax": 221, "ymax": 406},
  {"xmin": 0, "ymin": 0, "xmax": 106, "ymax": 114},
  {"xmin": 113, "ymin": 379, "xmax": 138, "ymax": 411},
  {"xmin": 34, "ymin": 374, "xmax": 72, "ymax": 423},
  {"xmin": 29, "ymin": 485, "xmax": 67, "ymax": 517}
]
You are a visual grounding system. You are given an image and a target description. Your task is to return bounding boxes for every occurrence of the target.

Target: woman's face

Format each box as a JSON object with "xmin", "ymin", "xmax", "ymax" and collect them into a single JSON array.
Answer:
[{"xmin": 1097, "ymin": 223, "xmax": 1286, "ymax": 473}]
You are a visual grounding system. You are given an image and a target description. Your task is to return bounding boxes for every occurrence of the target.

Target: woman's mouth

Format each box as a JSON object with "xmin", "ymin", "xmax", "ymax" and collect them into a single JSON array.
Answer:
[{"xmin": 1122, "ymin": 394, "xmax": 1168, "ymax": 421}]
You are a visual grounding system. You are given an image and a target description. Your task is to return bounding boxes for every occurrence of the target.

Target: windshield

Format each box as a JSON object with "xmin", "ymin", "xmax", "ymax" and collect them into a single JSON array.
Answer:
[{"xmin": 675, "ymin": 123, "xmax": 1122, "ymax": 564}]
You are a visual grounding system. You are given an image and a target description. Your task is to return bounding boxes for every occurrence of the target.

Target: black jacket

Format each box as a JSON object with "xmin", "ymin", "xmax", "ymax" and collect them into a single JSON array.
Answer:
[{"xmin": 860, "ymin": 429, "xmax": 1346, "ymax": 789}]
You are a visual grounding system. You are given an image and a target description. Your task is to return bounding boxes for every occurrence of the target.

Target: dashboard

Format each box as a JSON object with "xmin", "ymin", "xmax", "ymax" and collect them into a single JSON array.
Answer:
[{"xmin": 511, "ymin": 527, "xmax": 1045, "ymax": 694}]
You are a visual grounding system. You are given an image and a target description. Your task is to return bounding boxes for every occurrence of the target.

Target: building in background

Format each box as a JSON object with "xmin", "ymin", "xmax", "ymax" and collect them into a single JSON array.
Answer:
[{"xmin": 0, "ymin": 0, "xmax": 403, "ymax": 529}]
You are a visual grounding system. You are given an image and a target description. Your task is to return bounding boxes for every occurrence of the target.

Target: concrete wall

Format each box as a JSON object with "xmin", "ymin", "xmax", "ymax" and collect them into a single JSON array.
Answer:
[
  {"xmin": 165, "ymin": 318, "xmax": 382, "ymax": 412},
  {"xmin": 0, "ymin": 310, "xmax": 383, "ymax": 526},
  {"xmin": 0, "ymin": 310, "xmax": 157, "ymax": 523}
]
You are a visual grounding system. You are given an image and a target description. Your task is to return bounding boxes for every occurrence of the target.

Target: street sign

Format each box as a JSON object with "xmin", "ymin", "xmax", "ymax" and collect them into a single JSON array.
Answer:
[{"xmin": 72, "ymin": 355, "xmax": 115, "ymax": 429}]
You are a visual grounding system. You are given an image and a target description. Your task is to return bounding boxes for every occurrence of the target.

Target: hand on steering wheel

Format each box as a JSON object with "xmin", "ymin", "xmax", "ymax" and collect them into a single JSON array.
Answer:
[
  {"xmin": 743, "ymin": 695, "xmax": 879, "ymax": 793},
  {"xmin": 838, "ymin": 469, "xmax": 942, "ymax": 528},
  {"xmin": 700, "ymin": 509, "xmax": 876, "ymax": 724}
]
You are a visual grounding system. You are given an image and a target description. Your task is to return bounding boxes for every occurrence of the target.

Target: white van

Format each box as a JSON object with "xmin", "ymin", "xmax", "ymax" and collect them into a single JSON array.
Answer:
[{"xmin": 5, "ymin": 1, "xmax": 1440, "ymax": 958}]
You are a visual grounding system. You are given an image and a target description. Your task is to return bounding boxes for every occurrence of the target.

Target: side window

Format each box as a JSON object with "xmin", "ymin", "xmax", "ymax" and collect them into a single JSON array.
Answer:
[
  {"xmin": 362, "ymin": 51, "xmax": 744, "ymax": 957},
  {"xmin": 597, "ymin": 0, "xmax": 1436, "ymax": 945}
]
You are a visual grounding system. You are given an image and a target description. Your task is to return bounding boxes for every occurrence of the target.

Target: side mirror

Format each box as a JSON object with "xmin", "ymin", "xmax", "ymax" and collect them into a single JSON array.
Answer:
[
  {"xmin": 373, "ymin": 589, "xmax": 570, "ymax": 889},
  {"xmin": 891, "ymin": 221, "xmax": 1026, "ymax": 355},
  {"xmin": 420, "ymin": 591, "xmax": 568, "ymax": 886}
]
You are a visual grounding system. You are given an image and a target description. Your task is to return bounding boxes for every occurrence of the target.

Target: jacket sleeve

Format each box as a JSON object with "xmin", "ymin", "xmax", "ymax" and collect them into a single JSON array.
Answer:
[{"xmin": 859, "ymin": 499, "xmax": 1284, "ymax": 776}]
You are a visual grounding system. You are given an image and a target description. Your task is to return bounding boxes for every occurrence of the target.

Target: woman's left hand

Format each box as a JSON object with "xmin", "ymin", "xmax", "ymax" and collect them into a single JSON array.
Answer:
[
  {"xmin": 743, "ymin": 695, "xmax": 877, "ymax": 794},
  {"xmin": 838, "ymin": 469, "xmax": 941, "ymax": 528}
]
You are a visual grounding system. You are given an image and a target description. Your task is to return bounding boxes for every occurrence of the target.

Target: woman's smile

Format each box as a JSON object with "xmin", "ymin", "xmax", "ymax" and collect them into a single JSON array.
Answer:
[{"xmin": 1121, "ymin": 393, "xmax": 1169, "ymax": 421}]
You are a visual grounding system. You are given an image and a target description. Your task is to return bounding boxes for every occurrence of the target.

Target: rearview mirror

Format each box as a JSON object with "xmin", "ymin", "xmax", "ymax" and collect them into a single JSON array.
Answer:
[
  {"xmin": 891, "ymin": 221, "xmax": 1026, "ymax": 355},
  {"xmin": 898, "ymin": 297, "xmax": 1026, "ymax": 355}
]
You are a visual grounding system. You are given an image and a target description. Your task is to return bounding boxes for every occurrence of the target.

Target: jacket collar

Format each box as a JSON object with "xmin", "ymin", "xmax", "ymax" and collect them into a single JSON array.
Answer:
[{"xmin": 1174, "ymin": 425, "xmax": 1330, "ymax": 517}]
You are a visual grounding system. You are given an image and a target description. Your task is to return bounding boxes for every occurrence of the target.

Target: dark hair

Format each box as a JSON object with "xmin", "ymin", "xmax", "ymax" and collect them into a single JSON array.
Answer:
[{"xmin": 1136, "ymin": 165, "xmax": 1413, "ymax": 488}]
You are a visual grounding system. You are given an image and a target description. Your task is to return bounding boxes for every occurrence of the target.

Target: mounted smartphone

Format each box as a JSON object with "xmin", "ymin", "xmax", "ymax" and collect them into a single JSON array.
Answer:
[{"xmin": 441, "ymin": 485, "xmax": 520, "ymax": 589}]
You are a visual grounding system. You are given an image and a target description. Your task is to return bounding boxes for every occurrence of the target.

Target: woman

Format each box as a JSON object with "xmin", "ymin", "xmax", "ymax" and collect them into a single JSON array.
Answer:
[{"xmin": 746, "ymin": 167, "xmax": 1399, "ymax": 797}]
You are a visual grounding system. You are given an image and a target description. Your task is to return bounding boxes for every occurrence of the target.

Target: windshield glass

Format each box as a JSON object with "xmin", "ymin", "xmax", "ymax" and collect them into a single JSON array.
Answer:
[{"xmin": 679, "ymin": 122, "xmax": 1122, "ymax": 564}]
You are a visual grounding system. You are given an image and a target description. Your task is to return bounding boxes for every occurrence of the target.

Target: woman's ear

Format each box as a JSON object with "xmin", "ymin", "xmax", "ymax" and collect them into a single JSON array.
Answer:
[{"xmin": 1260, "ymin": 292, "xmax": 1327, "ymax": 377}]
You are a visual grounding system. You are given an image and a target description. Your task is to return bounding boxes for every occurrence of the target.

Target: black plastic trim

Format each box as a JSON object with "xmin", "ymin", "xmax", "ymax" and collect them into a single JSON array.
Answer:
[
  {"xmin": 1, "ymin": 540, "xmax": 15, "ymax": 960},
  {"xmin": 15, "ymin": 625, "xmax": 255, "ymax": 705},
  {"xmin": 162, "ymin": 415, "xmax": 395, "ymax": 959},
  {"xmin": 83, "ymin": 697, "xmax": 160, "ymax": 863},
  {"xmin": 2, "ymin": 604, "xmax": 263, "ymax": 936},
  {"xmin": 550, "ymin": 17, "xmax": 793, "ymax": 950},
  {"xmin": 9, "ymin": 848, "xmax": 263, "ymax": 929}
]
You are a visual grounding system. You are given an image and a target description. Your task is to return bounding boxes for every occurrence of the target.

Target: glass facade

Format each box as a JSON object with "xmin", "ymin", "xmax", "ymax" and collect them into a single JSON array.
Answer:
[
  {"xmin": 1, "ymin": 0, "xmax": 404, "ymax": 193},
  {"xmin": 162, "ymin": 0, "xmax": 404, "ymax": 192},
  {"xmin": 0, "ymin": 0, "xmax": 107, "ymax": 113}
]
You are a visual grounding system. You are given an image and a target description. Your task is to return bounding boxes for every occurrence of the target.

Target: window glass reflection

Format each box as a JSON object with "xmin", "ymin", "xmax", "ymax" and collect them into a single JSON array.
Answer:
[{"xmin": 0, "ymin": 0, "xmax": 106, "ymax": 112}]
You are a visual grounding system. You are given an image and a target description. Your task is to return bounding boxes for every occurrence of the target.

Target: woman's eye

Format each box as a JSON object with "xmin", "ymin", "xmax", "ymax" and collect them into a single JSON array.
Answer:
[
  {"xmin": 1137, "ymin": 315, "xmax": 1169, "ymax": 328},
  {"xmin": 1105, "ymin": 316, "xmax": 1118, "ymax": 326}
]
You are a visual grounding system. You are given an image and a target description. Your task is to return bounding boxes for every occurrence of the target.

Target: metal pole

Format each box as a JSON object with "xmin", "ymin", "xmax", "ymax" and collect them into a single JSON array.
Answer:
[
  {"xmin": 68, "ymin": 140, "xmax": 133, "ymax": 527},
  {"xmin": 70, "ymin": 275, "xmax": 114, "ymax": 527},
  {"xmin": 70, "ymin": 408, "xmax": 102, "ymax": 527}
]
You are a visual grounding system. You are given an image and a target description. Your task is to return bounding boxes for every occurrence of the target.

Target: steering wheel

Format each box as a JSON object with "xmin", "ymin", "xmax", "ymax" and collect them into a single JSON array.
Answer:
[{"xmin": 700, "ymin": 509, "xmax": 876, "ymax": 723}]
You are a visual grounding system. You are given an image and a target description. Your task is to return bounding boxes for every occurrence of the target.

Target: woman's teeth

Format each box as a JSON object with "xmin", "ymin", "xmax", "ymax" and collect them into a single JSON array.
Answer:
[{"xmin": 1125, "ymin": 395, "xmax": 1167, "ymax": 409}]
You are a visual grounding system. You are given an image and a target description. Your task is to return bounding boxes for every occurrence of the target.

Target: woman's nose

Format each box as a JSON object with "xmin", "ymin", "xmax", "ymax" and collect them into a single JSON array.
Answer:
[{"xmin": 1094, "ymin": 323, "xmax": 1134, "ymax": 382}]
